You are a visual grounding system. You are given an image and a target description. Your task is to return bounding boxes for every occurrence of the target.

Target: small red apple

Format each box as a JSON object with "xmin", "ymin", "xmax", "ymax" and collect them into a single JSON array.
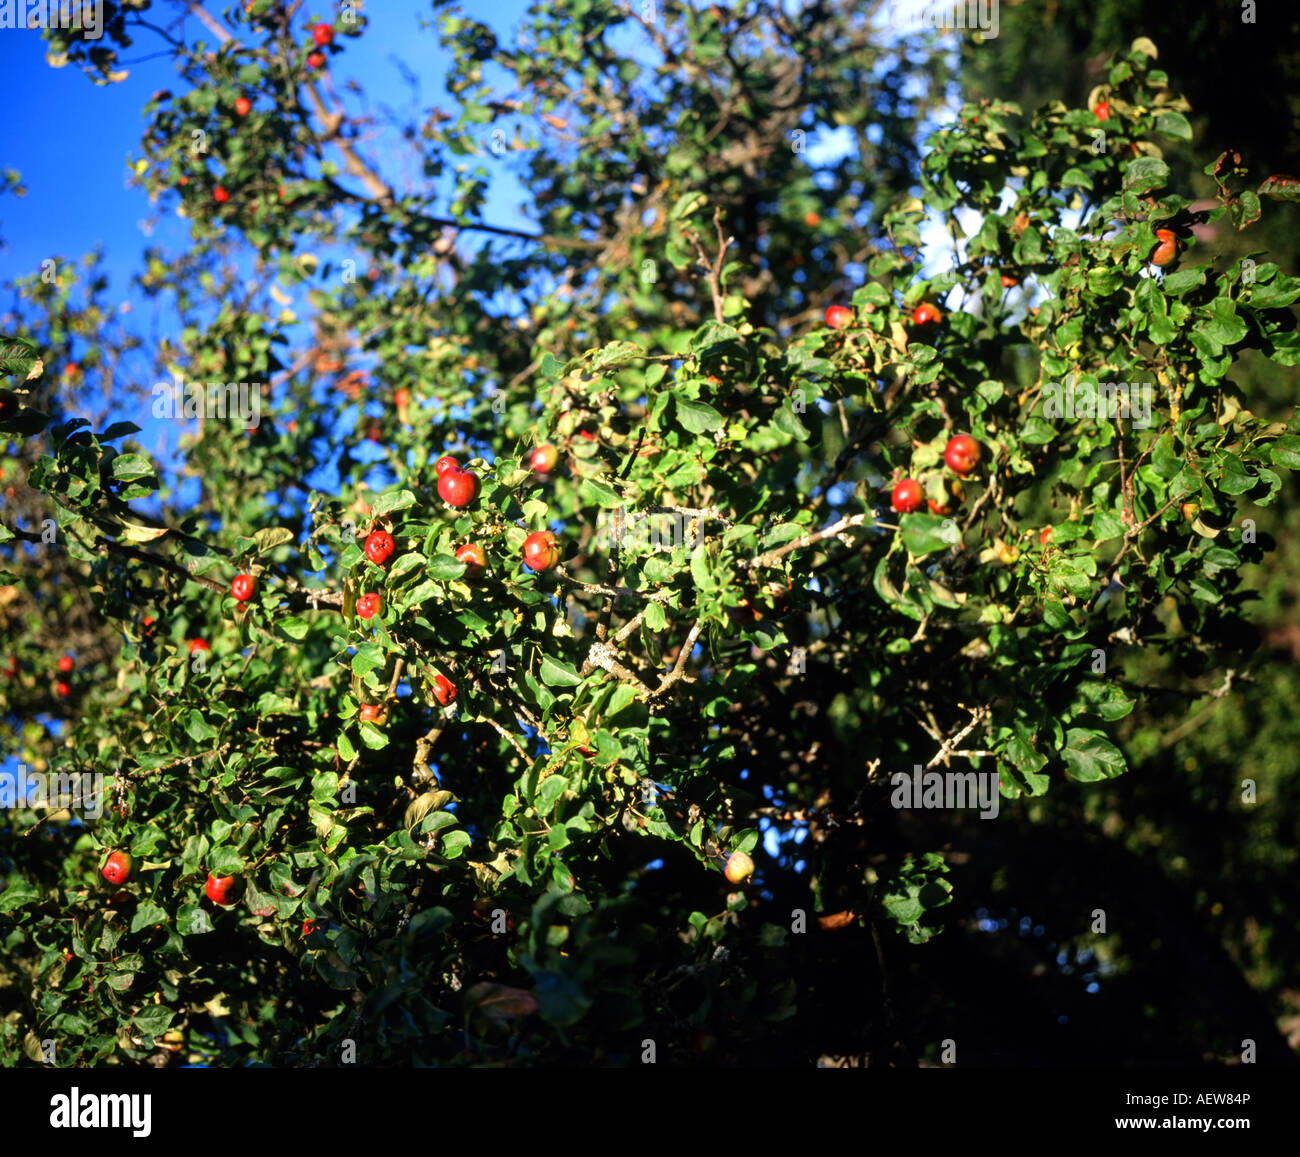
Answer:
[
  {"xmin": 804, "ymin": 210, "xmax": 821, "ymax": 227},
  {"xmin": 213, "ymin": 185, "xmax": 230, "ymax": 204},
  {"xmin": 1039, "ymin": 526, "xmax": 1054, "ymax": 546},
  {"xmin": 204, "ymin": 873, "xmax": 237, "ymax": 906},
  {"xmin": 101, "ymin": 851, "xmax": 133, "ymax": 885},
  {"xmin": 943, "ymin": 434, "xmax": 981, "ymax": 475},
  {"xmin": 911, "ymin": 302, "xmax": 942, "ymax": 327},
  {"xmin": 56, "ymin": 681, "xmax": 71, "ymax": 698},
  {"xmin": 234, "ymin": 96, "xmax": 251, "ymax": 117},
  {"xmin": 1151, "ymin": 228, "xmax": 1178, "ymax": 267},
  {"xmin": 724, "ymin": 850, "xmax": 754, "ymax": 884},
  {"xmin": 825, "ymin": 305, "xmax": 853, "ymax": 330},
  {"xmin": 57, "ymin": 654, "xmax": 74, "ymax": 674},
  {"xmin": 188, "ymin": 638, "xmax": 210, "ymax": 654},
  {"xmin": 1093, "ymin": 100, "xmax": 1110, "ymax": 121},
  {"xmin": 230, "ymin": 573, "xmax": 255, "ymax": 602},
  {"xmin": 522, "ymin": 530, "xmax": 560, "ymax": 572},
  {"xmin": 890, "ymin": 479, "xmax": 923, "ymax": 514},
  {"xmin": 1001, "ymin": 273, "xmax": 1017, "ymax": 288},
  {"xmin": 432, "ymin": 674, "xmax": 456, "ymax": 706},
  {"xmin": 437, "ymin": 465, "xmax": 479, "ymax": 508},
  {"xmin": 529, "ymin": 444, "xmax": 559, "ymax": 475},
  {"xmin": 312, "ymin": 22, "xmax": 334, "ymax": 46},
  {"xmin": 364, "ymin": 531, "xmax": 395, "ymax": 566},
  {"xmin": 307, "ymin": 50, "xmax": 326, "ymax": 69},
  {"xmin": 356, "ymin": 593, "xmax": 381, "ymax": 620},
  {"xmin": 394, "ymin": 388, "xmax": 410, "ymax": 410},
  {"xmin": 359, "ymin": 703, "xmax": 382, "ymax": 723},
  {"xmin": 455, "ymin": 543, "xmax": 486, "ymax": 580}
]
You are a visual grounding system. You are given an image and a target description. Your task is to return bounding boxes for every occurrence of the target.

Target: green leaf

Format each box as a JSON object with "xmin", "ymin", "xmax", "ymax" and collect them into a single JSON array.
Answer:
[
  {"xmin": 111, "ymin": 453, "xmax": 154, "ymax": 481},
  {"xmin": 276, "ymin": 616, "xmax": 310, "ymax": 641},
  {"xmin": 1154, "ymin": 111, "xmax": 1192, "ymax": 141},
  {"xmin": 132, "ymin": 1005, "xmax": 175, "ymax": 1039},
  {"xmin": 539, "ymin": 654, "xmax": 582, "ymax": 687},
  {"xmin": 177, "ymin": 904, "xmax": 214, "ymax": 936},
  {"xmin": 536, "ymin": 773, "xmax": 569, "ymax": 815},
  {"xmin": 129, "ymin": 901, "xmax": 169, "ymax": 933},
  {"xmin": 607, "ymin": 684, "xmax": 637, "ymax": 716},
  {"xmin": 670, "ymin": 191, "xmax": 706, "ymax": 221},
  {"xmin": 1061, "ymin": 728, "xmax": 1127, "ymax": 781},
  {"xmin": 900, "ymin": 513, "xmax": 955, "ymax": 558},
  {"xmin": 208, "ymin": 847, "xmax": 245, "ymax": 875},
  {"xmin": 252, "ymin": 527, "xmax": 294, "ymax": 554},
  {"xmin": 370, "ymin": 489, "xmax": 418, "ymax": 518},
  {"xmin": 579, "ymin": 476, "xmax": 620, "ymax": 507},
  {"xmin": 1268, "ymin": 435, "xmax": 1300, "ymax": 470},
  {"xmin": 1122, "ymin": 157, "xmax": 1169, "ymax": 194},
  {"xmin": 675, "ymin": 397, "xmax": 723, "ymax": 434}
]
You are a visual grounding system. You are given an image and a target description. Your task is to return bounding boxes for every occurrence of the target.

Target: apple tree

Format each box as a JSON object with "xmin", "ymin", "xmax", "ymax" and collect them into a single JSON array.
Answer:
[{"xmin": 1, "ymin": 6, "xmax": 1297, "ymax": 1066}]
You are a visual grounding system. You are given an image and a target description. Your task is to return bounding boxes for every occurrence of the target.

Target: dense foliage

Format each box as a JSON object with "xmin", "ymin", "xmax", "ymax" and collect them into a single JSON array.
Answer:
[{"xmin": 2, "ymin": 5, "xmax": 1297, "ymax": 1066}]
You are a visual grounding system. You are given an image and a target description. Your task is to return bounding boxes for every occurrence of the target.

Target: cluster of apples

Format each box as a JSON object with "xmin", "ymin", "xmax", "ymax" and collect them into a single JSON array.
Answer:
[
  {"xmin": 346, "ymin": 447, "xmax": 562, "ymax": 721},
  {"xmin": 890, "ymin": 435, "xmax": 981, "ymax": 517},
  {"xmin": 210, "ymin": 24, "xmax": 337, "ymax": 206},
  {"xmin": 101, "ymin": 852, "xmax": 240, "ymax": 907},
  {"xmin": 824, "ymin": 301, "xmax": 943, "ymax": 331}
]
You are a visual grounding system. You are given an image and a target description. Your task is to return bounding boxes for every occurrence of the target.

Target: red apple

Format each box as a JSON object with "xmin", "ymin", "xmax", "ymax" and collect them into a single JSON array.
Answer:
[
  {"xmin": 890, "ymin": 479, "xmax": 923, "ymax": 514},
  {"xmin": 364, "ymin": 530, "xmax": 395, "ymax": 566},
  {"xmin": 522, "ymin": 530, "xmax": 560, "ymax": 572},
  {"xmin": 1093, "ymin": 100, "xmax": 1110, "ymax": 121},
  {"xmin": 213, "ymin": 185, "xmax": 230, "ymax": 204},
  {"xmin": 359, "ymin": 703, "xmax": 382, "ymax": 723},
  {"xmin": 356, "ymin": 593, "xmax": 381, "ymax": 620},
  {"xmin": 234, "ymin": 96, "xmax": 251, "ymax": 117},
  {"xmin": 56, "ymin": 681, "xmax": 71, "ymax": 698},
  {"xmin": 529, "ymin": 444, "xmax": 559, "ymax": 475},
  {"xmin": 437, "ymin": 465, "xmax": 479, "ymax": 508},
  {"xmin": 724, "ymin": 850, "xmax": 754, "ymax": 884},
  {"xmin": 101, "ymin": 851, "xmax": 133, "ymax": 885},
  {"xmin": 1000, "ymin": 273, "xmax": 1017, "ymax": 288},
  {"xmin": 312, "ymin": 22, "xmax": 334, "ymax": 46},
  {"xmin": 432, "ymin": 674, "xmax": 456, "ymax": 706},
  {"xmin": 434, "ymin": 455, "xmax": 459, "ymax": 476},
  {"xmin": 1039, "ymin": 526, "xmax": 1054, "ymax": 546},
  {"xmin": 189, "ymin": 639, "xmax": 210, "ymax": 654},
  {"xmin": 943, "ymin": 434, "xmax": 981, "ymax": 475},
  {"xmin": 307, "ymin": 50, "xmax": 326, "ymax": 69},
  {"xmin": 804, "ymin": 210, "xmax": 821, "ymax": 227},
  {"xmin": 911, "ymin": 302, "xmax": 942, "ymax": 326},
  {"xmin": 204, "ymin": 873, "xmax": 237, "ymax": 906},
  {"xmin": 394, "ymin": 388, "xmax": 410, "ymax": 410},
  {"xmin": 824, "ymin": 305, "xmax": 853, "ymax": 330},
  {"xmin": 455, "ymin": 543, "xmax": 486, "ymax": 580},
  {"xmin": 57, "ymin": 654, "xmax": 74, "ymax": 674},
  {"xmin": 1151, "ymin": 228, "xmax": 1178, "ymax": 267},
  {"xmin": 230, "ymin": 573, "xmax": 255, "ymax": 602}
]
